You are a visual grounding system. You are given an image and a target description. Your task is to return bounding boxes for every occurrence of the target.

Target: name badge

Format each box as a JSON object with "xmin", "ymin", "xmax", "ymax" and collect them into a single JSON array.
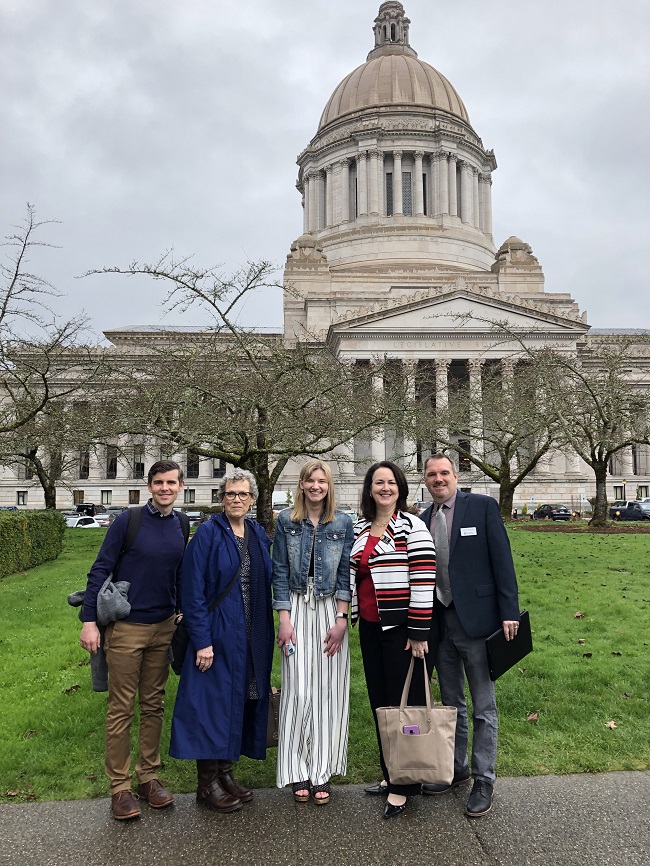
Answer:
[{"xmin": 460, "ymin": 527, "xmax": 477, "ymax": 536}]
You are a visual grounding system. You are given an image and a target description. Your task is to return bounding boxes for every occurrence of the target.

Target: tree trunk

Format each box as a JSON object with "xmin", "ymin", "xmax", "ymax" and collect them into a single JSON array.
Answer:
[
  {"xmin": 589, "ymin": 462, "xmax": 609, "ymax": 526},
  {"xmin": 499, "ymin": 485, "xmax": 515, "ymax": 521},
  {"xmin": 25, "ymin": 449, "xmax": 58, "ymax": 509},
  {"xmin": 251, "ymin": 456, "xmax": 274, "ymax": 535}
]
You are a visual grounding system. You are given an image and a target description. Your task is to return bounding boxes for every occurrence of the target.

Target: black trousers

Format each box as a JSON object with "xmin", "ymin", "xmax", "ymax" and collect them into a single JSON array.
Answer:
[{"xmin": 359, "ymin": 618, "xmax": 439, "ymax": 796}]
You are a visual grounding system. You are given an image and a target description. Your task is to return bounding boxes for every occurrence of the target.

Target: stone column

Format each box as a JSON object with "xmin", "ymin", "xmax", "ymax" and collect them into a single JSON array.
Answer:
[
  {"xmin": 619, "ymin": 445, "xmax": 635, "ymax": 479},
  {"xmin": 437, "ymin": 152, "xmax": 449, "ymax": 215},
  {"xmin": 402, "ymin": 360, "xmax": 418, "ymax": 471},
  {"xmin": 357, "ymin": 152, "xmax": 368, "ymax": 216},
  {"xmin": 482, "ymin": 174, "xmax": 493, "ymax": 237},
  {"xmin": 447, "ymin": 154, "xmax": 458, "ymax": 217},
  {"xmin": 378, "ymin": 151, "xmax": 385, "ymax": 216},
  {"xmin": 472, "ymin": 168, "xmax": 481, "ymax": 229},
  {"xmin": 392, "ymin": 150, "xmax": 403, "ymax": 216},
  {"xmin": 325, "ymin": 164, "xmax": 334, "ymax": 227},
  {"xmin": 302, "ymin": 180, "xmax": 309, "ymax": 233},
  {"xmin": 371, "ymin": 374, "xmax": 385, "ymax": 463},
  {"xmin": 460, "ymin": 162, "xmax": 473, "ymax": 225},
  {"xmin": 468, "ymin": 359, "xmax": 484, "ymax": 459},
  {"xmin": 430, "ymin": 154, "xmax": 438, "ymax": 216},
  {"xmin": 340, "ymin": 158, "xmax": 350, "ymax": 224},
  {"xmin": 368, "ymin": 149, "xmax": 380, "ymax": 214},
  {"xmin": 308, "ymin": 171, "xmax": 318, "ymax": 233},
  {"xmin": 414, "ymin": 151, "xmax": 424, "ymax": 216},
  {"xmin": 435, "ymin": 359, "xmax": 450, "ymax": 444}
]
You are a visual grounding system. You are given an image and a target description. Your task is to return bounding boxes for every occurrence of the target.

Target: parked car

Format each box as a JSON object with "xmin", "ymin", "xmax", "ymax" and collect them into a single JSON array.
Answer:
[
  {"xmin": 106, "ymin": 506, "xmax": 128, "ymax": 516},
  {"xmin": 0, "ymin": 505, "xmax": 18, "ymax": 511},
  {"xmin": 337, "ymin": 504, "xmax": 358, "ymax": 522},
  {"xmin": 66, "ymin": 515, "xmax": 103, "ymax": 528},
  {"xmin": 183, "ymin": 510, "xmax": 205, "ymax": 526},
  {"xmin": 608, "ymin": 501, "xmax": 650, "ymax": 521},
  {"xmin": 94, "ymin": 513, "xmax": 111, "ymax": 527},
  {"xmin": 532, "ymin": 504, "xmax": 571, "ymax": 521},
  {"xmin": 75, "ymin": 503, "xmax": 108, "ymax": 517}
]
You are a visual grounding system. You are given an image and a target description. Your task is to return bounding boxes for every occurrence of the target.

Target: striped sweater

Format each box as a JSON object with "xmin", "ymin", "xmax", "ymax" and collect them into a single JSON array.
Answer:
[{"xmin": 350, "ymin": 510, "xmax": 436, "ymax": 640}]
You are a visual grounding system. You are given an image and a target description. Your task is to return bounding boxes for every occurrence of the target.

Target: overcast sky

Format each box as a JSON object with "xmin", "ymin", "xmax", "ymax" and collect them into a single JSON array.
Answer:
[{"xmin": 2, "ymin": 0, "xmax": 649, "ymax": 339}]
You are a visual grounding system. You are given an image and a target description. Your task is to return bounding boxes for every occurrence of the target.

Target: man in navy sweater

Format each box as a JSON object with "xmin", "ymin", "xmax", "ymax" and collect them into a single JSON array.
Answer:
[
  {"xmin": 80, "ymin": 460, "xmax": 186, "ymax": 820},
  {"xmin": 420, "ymin": 454, "xmax": 520, "ymax": 817}
]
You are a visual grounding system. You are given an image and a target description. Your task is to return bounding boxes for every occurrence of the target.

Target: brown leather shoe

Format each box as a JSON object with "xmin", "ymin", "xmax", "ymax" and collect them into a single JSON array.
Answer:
[
  {"xmin": 217, "ymin": 761, "xmax": 253, "ymax": 803},
  {"xmin": 197, "ymin": 781, "xmax": 242, "ymax": 813},
  {"xmin": 137, "ymin": 779, "xmax": 174, "ymax": 809},
  {"xmin": 111, "ymin": 790, "xmax": 142, "ymax": 821}
]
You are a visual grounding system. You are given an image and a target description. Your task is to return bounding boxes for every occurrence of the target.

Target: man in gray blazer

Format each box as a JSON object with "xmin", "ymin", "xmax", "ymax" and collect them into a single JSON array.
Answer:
[{"xmin": 420, "ymin": 453, "xmax": 520, "ymax": 816}]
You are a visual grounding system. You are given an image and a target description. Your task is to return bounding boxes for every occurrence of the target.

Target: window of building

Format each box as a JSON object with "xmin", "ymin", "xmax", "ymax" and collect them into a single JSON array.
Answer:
[
  {"xmin": 106, "ymin": 446, "xmax": 118, "ymax": 480},
  {"xmin": 613, "ymin": 485, "xmax": 624, "ymax": 501},
  {"xmin": 422, "ymin": 173, "xmax": 427, "ymax": 215},
  {"xmin": 457, "ymin": 440, "xmax": 471, "ymax": 472},
  {"xmin": 184, "ymin": 488, "xmax": 196, "ymax": 504},
  {"xmin": 386, "ymin": 172, "xmax": 393, "ymax": 216},
  {"xmin": 402, "ymin": 171, "xmax": 412, "ymax": 215},
  {"xmin": 211, "ymin": 488, "xmax": 220, "ymax": 504},
  {"xmin": 187, "ymin": 450, "xmax": 200, "ymax": 479},
  {"xmin": 101, "ymin": 490, "xmax": 112, "ymax": 505},
  {"xmin": 128, "ymin": 490, "xmax": 140, "ymax": 505},
  {"xmin": 212, "ymin": 458, "xmax": 226, "ymax": 478},
  {"xmin": 79, "ymin": 450, "xmax": 90, "ymax": 480},
  {"xmin": 132, "ymin": 448, "xmax": 145, "ymax": 480},
  {"xmin": 637, "ymin": 485, "xmax": 649, "ymax": 499},
  {"xmin": 73, "ymin": 490, "xmax": 85, "ymax": 505},
  {"xmin": 17, "ymin": 490, "xmax": 27, "ymax": 506}
]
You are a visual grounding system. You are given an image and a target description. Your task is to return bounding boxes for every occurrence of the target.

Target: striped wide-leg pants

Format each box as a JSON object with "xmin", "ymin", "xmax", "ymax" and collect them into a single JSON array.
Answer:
[{"xmin": 276, "ymin": 592, "xmax": 350, "ymax": 788}]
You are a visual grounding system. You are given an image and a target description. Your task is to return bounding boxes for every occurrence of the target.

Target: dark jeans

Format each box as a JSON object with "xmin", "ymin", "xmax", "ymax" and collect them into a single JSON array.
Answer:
[{"xmin": 359, "ymin": 618, "xmax": 439, "ymax": 796}]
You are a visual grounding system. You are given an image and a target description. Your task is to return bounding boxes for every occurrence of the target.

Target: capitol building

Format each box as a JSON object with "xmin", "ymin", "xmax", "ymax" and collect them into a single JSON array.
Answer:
[{"xmin": 3, "ymin": 2, "xmax": 649, "ymax": 512}]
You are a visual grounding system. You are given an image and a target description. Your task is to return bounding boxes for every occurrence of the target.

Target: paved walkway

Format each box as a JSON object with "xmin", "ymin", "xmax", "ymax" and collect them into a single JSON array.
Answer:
[{"xmin": 0, "ymin": 772, "xmax": 648, "ymax": 866}]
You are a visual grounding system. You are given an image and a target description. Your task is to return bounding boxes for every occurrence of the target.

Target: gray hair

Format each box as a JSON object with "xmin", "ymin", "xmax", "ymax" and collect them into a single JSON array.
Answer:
[
  {"xmin": 423, "ymin": 452, "xmax": 459, "ymax": 474},
  {"xmin": 217, "ymin": 468, "xmax": 259, "ymax": 502}
]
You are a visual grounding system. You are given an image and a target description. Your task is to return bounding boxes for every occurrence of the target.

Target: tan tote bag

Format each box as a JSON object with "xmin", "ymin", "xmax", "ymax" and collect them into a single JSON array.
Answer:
[{"xmin": 376, "ymin": 657, "xmax": 457, "ymax": 786}]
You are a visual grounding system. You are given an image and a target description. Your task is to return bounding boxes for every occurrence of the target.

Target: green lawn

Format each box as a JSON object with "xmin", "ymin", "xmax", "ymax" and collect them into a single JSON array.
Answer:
[{"xmin": 0, "ymin": 527, "xmax": 648, "ymax": 802}]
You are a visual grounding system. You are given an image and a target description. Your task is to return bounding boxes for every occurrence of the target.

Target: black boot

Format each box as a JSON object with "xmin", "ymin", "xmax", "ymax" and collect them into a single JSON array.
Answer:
[
  {"xmin": 196, "ymin": 760, "xmax": 242, "ymax": 813},
  {"xmin": 217, "ymin": 760, "xmax": 253, "ymax": 803}
]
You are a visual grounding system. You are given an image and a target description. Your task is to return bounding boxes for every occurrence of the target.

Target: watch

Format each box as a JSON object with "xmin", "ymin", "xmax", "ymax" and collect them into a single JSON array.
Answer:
[{"xmin": 336, "ymin": 611, "xmax": 348, "ymax": 620}]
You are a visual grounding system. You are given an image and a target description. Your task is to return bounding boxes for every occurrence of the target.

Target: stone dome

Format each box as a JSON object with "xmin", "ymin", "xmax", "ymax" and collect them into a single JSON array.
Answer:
[
  {"xmin": 318, "ymin": 54, "xmax": 469, "ymax": 132},
  {"xmin": 318, "ymin": 2, "xmax": 469, "ymax": 132}
]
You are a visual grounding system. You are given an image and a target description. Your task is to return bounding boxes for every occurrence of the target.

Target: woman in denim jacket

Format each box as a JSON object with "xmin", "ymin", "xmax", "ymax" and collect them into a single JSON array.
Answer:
[{"xmin": 272, "ymin": 460, "xmax": 354, "ymax": 805}]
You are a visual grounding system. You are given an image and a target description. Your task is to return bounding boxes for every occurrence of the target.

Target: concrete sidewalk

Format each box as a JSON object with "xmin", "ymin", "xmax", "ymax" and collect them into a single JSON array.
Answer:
[{"xmin": 0, "ymin": 772, "xmax": 648, "ymax": 866}]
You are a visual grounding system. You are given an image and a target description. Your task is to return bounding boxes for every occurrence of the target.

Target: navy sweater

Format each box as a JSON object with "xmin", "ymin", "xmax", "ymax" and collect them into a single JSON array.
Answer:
[{"xmin": 82, "ymin": 507, "xmax": 186, "ymax": 624}]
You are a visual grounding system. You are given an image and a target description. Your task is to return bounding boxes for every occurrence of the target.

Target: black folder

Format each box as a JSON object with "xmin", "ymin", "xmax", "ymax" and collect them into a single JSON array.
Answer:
[{"xmin": 485, "ymin": 610, "xmax": 532, "ymax": 681}]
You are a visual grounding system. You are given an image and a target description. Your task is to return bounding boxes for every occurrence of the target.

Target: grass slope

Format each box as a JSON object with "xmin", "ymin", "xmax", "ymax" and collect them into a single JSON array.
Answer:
[{"xmin": 0, "ymin": 527, "xmax": 647, "ymax": 801}]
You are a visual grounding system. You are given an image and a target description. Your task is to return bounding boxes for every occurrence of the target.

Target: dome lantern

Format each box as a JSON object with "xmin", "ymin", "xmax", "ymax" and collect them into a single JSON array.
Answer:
[{"xmin": 368, "ymin": 1, "xmax": 417, "ymax": 60}]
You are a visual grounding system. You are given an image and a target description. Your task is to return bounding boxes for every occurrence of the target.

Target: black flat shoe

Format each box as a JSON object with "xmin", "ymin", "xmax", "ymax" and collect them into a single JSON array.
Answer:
[
  {"xmin": 364, "ymin": 782, "xmax": 389, "ymax": 796},
  {"xmin": 383, "ymin": 800, "xmax": 407, "ymax": 819}
]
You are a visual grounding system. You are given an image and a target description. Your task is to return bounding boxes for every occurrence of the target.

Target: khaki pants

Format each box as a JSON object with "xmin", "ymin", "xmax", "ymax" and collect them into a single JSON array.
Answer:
[{"xmin": 104, "ymin": 616, "xmax": 176, "ymax": 794}]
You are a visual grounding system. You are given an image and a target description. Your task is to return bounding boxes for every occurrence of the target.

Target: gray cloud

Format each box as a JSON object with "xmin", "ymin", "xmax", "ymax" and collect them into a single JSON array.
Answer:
[{"xmin": 2, "ymin": 0, "xmax": 648, "ymax": 335}]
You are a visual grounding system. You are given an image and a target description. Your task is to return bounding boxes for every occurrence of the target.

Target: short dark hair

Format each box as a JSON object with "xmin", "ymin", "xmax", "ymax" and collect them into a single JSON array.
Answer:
[
  {"xmin": 147, "ymin": 460, "xmax": 184, "ymax": 485},
  {"xmin": 423, "ymin": 452, "xmax": 458, "ymax": 474},
  {"xmin": 360, "ymin": 461, "xmax": 409, "ymax": 521}
]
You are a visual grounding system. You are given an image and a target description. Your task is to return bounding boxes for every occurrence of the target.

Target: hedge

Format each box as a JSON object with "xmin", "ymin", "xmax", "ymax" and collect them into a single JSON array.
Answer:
[{"xmin": 0, "ymin": 510, "xmax": 66, "ymax": 579}]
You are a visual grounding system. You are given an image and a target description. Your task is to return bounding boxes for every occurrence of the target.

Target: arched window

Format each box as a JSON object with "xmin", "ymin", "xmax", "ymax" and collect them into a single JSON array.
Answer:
[{"xmin": 391, "ymin": 23, "xmax": 396, "ymax": 41}]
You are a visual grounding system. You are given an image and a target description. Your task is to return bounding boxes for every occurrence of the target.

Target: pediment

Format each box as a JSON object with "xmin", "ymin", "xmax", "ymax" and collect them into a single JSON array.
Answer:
[{"xmin": 329, "ymin": 288, "xmax": 587, "ymax": 337}]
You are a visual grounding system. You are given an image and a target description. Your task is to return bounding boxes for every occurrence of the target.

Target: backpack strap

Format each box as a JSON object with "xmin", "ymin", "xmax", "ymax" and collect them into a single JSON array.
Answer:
[{"xmin": 176, "ymin": 510, "xmax": 190, "ymax": 546}]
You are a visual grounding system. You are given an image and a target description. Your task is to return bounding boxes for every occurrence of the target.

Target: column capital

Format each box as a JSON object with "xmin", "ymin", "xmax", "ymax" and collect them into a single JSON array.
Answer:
[
  {"xmin": 435, "ymin": 358, "xmax": 450, "ymax": 372},
  {"xmin": 325, "ymin": 164, "xmax": 334, "ymax": 175},
  {"xmin": 339, "ymin": 157, "xmax": 351, "ymax": 167},
  {"xmin": 479, "ymin": 172, "xmax": 492, "ymax": 184},
  {"xmin": 414, "ymin": 150, "xmax": 425, "ymax": 160},
  {"xmin": 447, "ymin": 152, "xmax": 457, "ymax": 163},
  {"xmin": 468, "ymin": 358, "xmax": 484, "ymax": 373},
  {"xmin": 357, "ymin": 151, "xmax": 367, "ymax": 163},
  {"xmin": 393, "ymin": 149, "xmax": 403, "ymax": 159},
  {"xmin": 368, "ymin": 148, "xmax": 381, "ymax": 159}
]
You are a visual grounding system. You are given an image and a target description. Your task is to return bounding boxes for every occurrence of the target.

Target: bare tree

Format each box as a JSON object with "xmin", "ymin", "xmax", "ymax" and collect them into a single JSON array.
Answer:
[
  {"xmin": 87, "ymin": 256, "xmax": 392, "ymax": 529},
  {"xmin": 0, "ymin": 206, "xmax": 110, "ymax": 507},
  {"xmin": 410, "ymin": 359, "xmax": 556, "ymax": 519}
]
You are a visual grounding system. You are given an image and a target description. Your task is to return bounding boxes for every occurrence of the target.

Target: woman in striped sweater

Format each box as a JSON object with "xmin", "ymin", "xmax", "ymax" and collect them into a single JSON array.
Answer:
[{"xmin": 351, "ymin": 460, "xmax": 437, "ymax": 819}]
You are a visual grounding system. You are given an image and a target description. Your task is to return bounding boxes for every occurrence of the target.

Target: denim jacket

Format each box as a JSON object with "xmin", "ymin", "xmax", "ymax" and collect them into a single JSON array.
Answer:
[{"xmin": 271, "ymin": 508, "xmax": 354, "ymax": 610}]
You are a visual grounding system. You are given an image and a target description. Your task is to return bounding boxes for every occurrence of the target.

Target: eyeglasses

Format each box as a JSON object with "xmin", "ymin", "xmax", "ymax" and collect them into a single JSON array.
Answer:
[{"xmin": 223, "ymin": 491, "xmax": 251, "ymax": 501}]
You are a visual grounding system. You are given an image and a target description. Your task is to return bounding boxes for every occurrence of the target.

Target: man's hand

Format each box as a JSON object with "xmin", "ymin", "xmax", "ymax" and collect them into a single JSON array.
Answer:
[
  {"xmin": 80, "ymin": 621, "xmax": 101, "ymax": 654},
  {"xmin": 502, "ymin": 620, "xmax": 519, "ymax": 641}
]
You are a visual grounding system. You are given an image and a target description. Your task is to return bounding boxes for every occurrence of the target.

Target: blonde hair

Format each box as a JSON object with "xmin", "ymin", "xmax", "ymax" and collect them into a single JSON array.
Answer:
[{"xmin": 290, "ymin": 460, "xmax": 336, "ymax": 524}]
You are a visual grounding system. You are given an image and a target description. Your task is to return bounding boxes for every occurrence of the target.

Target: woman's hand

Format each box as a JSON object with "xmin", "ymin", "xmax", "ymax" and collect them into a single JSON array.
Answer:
[
  {"xmin": 405, "ymin": 638, "xmax": 428, "ymax": 659},
  {"xmin": 323, "ymin": 618, "xmax": 347, "ymax": 657},
  {"xmin": 277, "ymin": 614, "xmax": 296, "ymax": 657},
  {"xmin": 196, "ymin": 645, "xmax": 214, "ymax": 672}
]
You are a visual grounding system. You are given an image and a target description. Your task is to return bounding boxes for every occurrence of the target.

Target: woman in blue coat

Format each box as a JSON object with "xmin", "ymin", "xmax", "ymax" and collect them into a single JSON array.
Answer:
[{"xmin": 170, "ymin": 469, "xmax": 274, "ymax": 813}]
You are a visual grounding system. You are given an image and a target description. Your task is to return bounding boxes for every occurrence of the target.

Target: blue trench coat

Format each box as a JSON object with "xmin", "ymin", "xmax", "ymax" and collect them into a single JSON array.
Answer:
[{"xmin": 169, "ymin": 513, "xmax": 274, "ymax": 761}]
